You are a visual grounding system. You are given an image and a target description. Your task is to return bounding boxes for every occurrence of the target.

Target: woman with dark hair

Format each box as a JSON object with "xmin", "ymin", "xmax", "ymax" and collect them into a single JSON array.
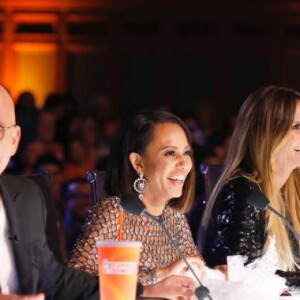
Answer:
[
  {"xmin": 105, "ymin": 110, "xmax": 196, "ymax": 212},
  {"xmin": 69, "ymin": 110, "xmax": 205, "ymax": 287},
  {"xmin": 201, "ymin": 86, "xmax": 300, "ymax": 283}
]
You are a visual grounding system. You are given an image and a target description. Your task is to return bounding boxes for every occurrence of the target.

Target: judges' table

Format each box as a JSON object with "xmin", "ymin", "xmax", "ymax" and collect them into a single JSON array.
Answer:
[{"xmin": 279, "ymin": 290, "xmax": 300, "ymax": 299}]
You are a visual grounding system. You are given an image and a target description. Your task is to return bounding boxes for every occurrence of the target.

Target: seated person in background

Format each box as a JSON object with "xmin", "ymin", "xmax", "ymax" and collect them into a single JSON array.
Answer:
[
  {"xmin": 63, "ymin": 137, "xmax": 95, "ymax": 182},
  {"xmin": 200, "ymin": 86, "xmax": 300, "ymax": 284},
  {"xmin": 33, "ymin": 152, "xmax": 67, "ymax": 264},
  {"xmin": 63, "ymin": 177, "xmax": 93, "ymax": 254},
  {"xmin": 35, "ymin": 110, "xmax": 64, "ymax": 161},
  {"xmin": 33, "ymin": 152, "xmax": 65, "ymax": 214},
  {"xmin": 0, "ymin": 85, "xmax": 198, "ymax": 300},
  {"xmin": 0, "ymin": 86, "xmax": 98, "ymax": 299},
  {"xmin": 69, "ymin": 110, "xmax": 205, "ymax": 286}
]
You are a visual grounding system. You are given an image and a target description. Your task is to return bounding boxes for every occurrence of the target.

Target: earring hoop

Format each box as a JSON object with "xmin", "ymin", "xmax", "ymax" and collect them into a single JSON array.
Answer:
[{"xmin": 133, "ymin": 172, "xmax": 148, "ymax": 200}]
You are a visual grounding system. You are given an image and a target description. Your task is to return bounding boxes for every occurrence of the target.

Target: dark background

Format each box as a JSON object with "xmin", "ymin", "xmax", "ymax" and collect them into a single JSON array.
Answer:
[{"xmin": 1, "ymin": 0, "xmax": 300, "ymax": 122}]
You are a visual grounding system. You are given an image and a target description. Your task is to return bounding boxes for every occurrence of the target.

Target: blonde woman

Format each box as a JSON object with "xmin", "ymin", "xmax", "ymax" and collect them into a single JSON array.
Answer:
[{"xmin": 200, "ymin": 86, "xmax": 300, "ymax": 282}]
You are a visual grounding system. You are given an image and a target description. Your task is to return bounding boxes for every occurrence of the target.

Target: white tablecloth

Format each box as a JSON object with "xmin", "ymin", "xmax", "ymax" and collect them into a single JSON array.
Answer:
[{"xmin": 279, "ymin": 290, "xmax": 300, "ymax": 299}]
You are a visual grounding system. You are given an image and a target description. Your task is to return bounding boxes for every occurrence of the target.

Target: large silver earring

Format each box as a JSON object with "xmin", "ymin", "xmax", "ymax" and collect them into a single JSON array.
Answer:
[{"xmin": 133, "ymin": 172, "xmax": 148, "ymax": 200}]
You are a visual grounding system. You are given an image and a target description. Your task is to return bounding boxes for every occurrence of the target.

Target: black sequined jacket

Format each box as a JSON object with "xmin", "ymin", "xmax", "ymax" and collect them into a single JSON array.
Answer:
[
  {"xmin": 201, "ymin": 176, "xmax": 300, "ymax": 287},
  {"xmin": 201, "ymin": 176, "xmax": 265, "ymax": 267}
]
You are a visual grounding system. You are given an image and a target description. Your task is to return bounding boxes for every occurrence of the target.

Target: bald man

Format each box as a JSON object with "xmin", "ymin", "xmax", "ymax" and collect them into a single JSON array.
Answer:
[{"xmin": 0, "ymin": 86, "xmax": 196, "ymax": 300}]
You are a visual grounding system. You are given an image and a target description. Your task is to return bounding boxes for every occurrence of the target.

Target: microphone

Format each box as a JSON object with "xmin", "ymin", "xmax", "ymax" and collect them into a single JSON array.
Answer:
[
  {"xmin": 199, "ymin": 164, "xmax": 209, "ymax": 203},
  {"xmin": 86, "ymin": 171, "xmax": 98, "ymax": 204},
  {"xmin": 120, "ymin": 194, "xmax": 213, "ymax": 300},
  {"xmin": 246, "ymin": 187, "xmax": 300, "ymax": 242}
]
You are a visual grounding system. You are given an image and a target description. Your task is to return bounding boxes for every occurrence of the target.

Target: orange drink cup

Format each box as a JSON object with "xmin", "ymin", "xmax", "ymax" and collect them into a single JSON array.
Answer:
[{"xmin": 97, "ymin": 240, "xmax": 141, "ymax": 300}]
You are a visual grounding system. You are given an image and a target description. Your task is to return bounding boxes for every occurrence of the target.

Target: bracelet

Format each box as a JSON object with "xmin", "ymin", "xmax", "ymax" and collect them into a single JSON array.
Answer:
[{"xmin": 147, "ymin": 268, "xmax": 157, "ymax": 284}]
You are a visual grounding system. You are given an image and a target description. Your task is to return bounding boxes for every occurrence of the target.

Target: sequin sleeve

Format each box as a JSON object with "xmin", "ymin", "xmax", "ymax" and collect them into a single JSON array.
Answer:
[
  {"xmin": 68, "ymin": 197, "xmax": 121, "ymax": 276},
  {"xmin": 202, "ymin": 177, "xmax": 265, "ymax": 267}
]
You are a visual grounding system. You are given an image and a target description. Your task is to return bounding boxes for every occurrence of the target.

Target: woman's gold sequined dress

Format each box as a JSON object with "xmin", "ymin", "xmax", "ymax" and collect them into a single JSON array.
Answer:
[{"xmin": 68, "ymin": 196, "xmax": 200, "ymax": 285}]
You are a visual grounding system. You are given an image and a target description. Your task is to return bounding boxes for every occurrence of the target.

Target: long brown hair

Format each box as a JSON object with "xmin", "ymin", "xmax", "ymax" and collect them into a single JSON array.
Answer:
[{"xmin": 202, "ymin": 86, "xmax": 300, "ymax": 270}]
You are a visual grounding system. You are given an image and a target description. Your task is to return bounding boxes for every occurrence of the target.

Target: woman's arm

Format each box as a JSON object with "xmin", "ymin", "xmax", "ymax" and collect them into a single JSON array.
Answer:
[{"xmin": 153, "ymin": 211, "xmax": 205, "ymax": 282}]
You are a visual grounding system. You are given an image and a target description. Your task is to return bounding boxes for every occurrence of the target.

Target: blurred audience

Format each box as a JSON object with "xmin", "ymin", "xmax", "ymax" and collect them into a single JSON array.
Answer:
[
  {"xmin": 35, "ymin": 110, "xmax": 64, "ymax": 160},
  {"xmin": 15, "ymin": 140, "xmax": 44, "ymax": 175},
  {"xmin": 15, "ymin": 91, "xmax": 39, "ymax": 145},
  {"xmin": 33, "ymin": 152, "xmax": 67, "ymax": 262},
  {"xmin": 10, "ymin": 88, "xmax": 238, "ymax": 253},
  {"xmin": 33, "ymin": 152, "xmax": 65, "ymax": 215},
  {"xmin": 79, "ymin": 117, "xmax": 99, "ymax": 166},
  {"xmin": 89, "ymin": 94, "xmax": 116, "ymax": 128},
  {"xmin": 44, "ymin": 92, "xmax": 79, "ymax": 145},
  {"xmin": 63, "ymin": 137, "xmax": 95, "ymax": 182},
  {"xmin": 62, "ymin": 177, "xmax": 93, "ymax": 254},
  {"xmin": 96, "ymin": 118, "xmax": 120, "ymax": 170},
  {"xmin": 195, "ymin": 100, "xmax": 215, "ymax": 143}
]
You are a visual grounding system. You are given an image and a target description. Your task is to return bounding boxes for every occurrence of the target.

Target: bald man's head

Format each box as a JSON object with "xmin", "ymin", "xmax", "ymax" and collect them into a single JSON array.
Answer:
[
  {"xmin": 0, "ymin": 86, "xmax": 21, "ymax": 174},
  {"xmin": 0, "ymin": 86, "xmax": 16, "ymax": 125}
]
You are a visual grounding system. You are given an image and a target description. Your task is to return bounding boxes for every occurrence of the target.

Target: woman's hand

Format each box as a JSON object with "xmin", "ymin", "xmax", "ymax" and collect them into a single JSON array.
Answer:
[
  {"xmin": 157, "ymin": 256, "xmax": 206, "ymax": 281},
  {"xmin": 213, "ymin": 264, "xmax": 229, "ymax": 280},
  {"xmin": 0, "ymin": 293, "xmax": 45, "ymax": 300},
  {"xmin": 143, "ymin": 274, "xmax": 196, "ymax": 300}
]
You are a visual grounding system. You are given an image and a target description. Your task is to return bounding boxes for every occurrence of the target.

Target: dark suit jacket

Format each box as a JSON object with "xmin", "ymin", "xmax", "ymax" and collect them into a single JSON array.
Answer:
[{"xmin": 0, "ymin": 174, "xmax": 99, "ymax": 300}]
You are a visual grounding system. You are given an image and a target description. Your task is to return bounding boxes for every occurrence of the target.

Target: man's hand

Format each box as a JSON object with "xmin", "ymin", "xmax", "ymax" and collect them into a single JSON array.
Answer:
[
  {"xmin": 143, "ymin": 274, "xmax": 196, "ymax": 300},
  {"xmin": 0, "ymin": 293, "xmax": 45, "ymax": 300}
]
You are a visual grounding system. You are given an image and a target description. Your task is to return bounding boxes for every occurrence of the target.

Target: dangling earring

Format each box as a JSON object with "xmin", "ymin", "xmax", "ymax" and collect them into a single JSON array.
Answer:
[{"xmin": 133, "ymin": 172, "xmax": 148, "ymax": 200}]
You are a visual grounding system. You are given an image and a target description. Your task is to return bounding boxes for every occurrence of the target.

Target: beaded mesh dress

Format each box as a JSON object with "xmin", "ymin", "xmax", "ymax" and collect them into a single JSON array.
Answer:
[{"xmin": 68, "ymin": 196, "xmax": 200, "ymax": 285}]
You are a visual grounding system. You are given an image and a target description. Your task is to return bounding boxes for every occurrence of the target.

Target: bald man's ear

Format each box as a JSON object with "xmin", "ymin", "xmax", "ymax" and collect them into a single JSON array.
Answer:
[
  {"xmin": 129, "ymin": 152, "xmax": 143, "ymax": 173},
  {"xmin": 10, "ymin": 125, "xmax": 21, "ymax": 155}
]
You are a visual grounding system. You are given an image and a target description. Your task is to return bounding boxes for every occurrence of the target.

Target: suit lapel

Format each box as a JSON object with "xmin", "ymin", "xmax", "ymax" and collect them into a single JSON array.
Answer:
[
  {"xmin": 0, "ymin": 176, "xmax": 22, "ymax": 240},
  {"xmin": 0, "ymin": 175, "xmax": 35, "ymax": 294}
]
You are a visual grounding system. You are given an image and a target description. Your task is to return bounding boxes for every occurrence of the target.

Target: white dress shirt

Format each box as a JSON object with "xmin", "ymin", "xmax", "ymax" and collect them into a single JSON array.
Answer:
[{"xmin": 0, "ymin": 195, "xmax": 19, "ymax": 293}]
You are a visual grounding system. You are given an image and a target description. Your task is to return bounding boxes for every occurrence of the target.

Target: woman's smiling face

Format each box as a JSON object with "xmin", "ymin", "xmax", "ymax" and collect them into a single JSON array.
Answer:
[
  {"xmin": 135, "ymin": 122, "xmax": 193, "ymax": 208},
  {"xmin": 274, "ymin": 100, "xmax": 300, "ymax": 177}
]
